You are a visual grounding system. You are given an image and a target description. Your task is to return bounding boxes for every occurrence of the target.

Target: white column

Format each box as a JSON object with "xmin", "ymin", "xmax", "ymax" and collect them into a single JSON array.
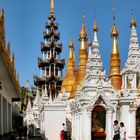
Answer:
[
  {"xmin": 58, "ymin": 67, "xmax": 60, "ymax": 77},
  {"xmin": 74, "ymin": 115, "xmax": 76, "ymax": 139},
  {"xmin": 122, "ymin": 75, "xmax": 125, "ymax": 88},
  {"xmin": 134, "ymin": 74, "xmax": 136, "ymax": 89},
  {"xmin": 125, "ymin": 75, "xmax": 127, "ymax": 89},
  {"xmin": 120, "ymin": 103, "xmax": 130, "ymax": 139},
  {"xmin": 129, "ymin": 108, "xmax": 136, "ymax": 140},
  {"xmin": 75, "ymin": 115, "xmax": 78, "ymax": 140},
  {"xmin": 72, "ymin": 115, "xmax": 75, "ymax": 139},
  {"xmin": 82, "ymin": 111, "xmax": 91, "ymax": 140},
  {"xmin": 106, "ymin": 109, "xmax": 113, "ymax": 140},
  {"xmin": 79, "ymin": 114, "xmax": 82, "ymax": 140},
  {"xmin": 77, "ymin": 114, "xmax": 80, "ymax": 140},
  {"xmin": 59, "ymin": 68, "xmax": 61, "ymax": 77}
]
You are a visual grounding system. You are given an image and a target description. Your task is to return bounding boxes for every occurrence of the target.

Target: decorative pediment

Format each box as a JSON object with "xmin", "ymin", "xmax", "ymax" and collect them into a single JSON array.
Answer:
[{"xmin": 90, "ymin": 92, "xmax": 113, "ymax": 111}]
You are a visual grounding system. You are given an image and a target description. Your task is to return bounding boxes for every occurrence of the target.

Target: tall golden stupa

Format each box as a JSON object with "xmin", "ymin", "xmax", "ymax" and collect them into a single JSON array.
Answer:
[
  {"xmin": 61, "ymin": 38, "xmax": 76, "ymax": 93},
  {"xmin": 109, "ymin": 21, "xmax": 122, "ymax": 90},
  {"xmin": 76, "ymin": 20, "xmax": 88, "ymax": 86}
]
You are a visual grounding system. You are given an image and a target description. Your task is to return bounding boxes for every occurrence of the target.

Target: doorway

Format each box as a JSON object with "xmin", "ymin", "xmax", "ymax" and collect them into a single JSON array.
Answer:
[{"xmin": 91, "ymin": 105, "xmax": 106, "ymax": 140}]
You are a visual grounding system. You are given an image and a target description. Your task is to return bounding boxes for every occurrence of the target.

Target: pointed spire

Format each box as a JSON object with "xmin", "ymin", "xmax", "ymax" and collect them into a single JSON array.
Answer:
[
  {"xmin": 50, "ymin": 0, "xmax": 54, "ymax": 16},
  {"xmin": 26, "ymin": 99, "xmax": 32, "ymax": 113},
  {"xmin": 130, "ymin": 9, "xmax": 136, "ymax": 27},
  {"xmin": 0, "ymin": 9, "xmax": 4, "ymax": 20},
  {"xmin": 93, "ymin": 21, "xmax": 99, "ymax": 42},
  {"xmin": 88, "ymin": 38, "xmax": 92, "ymax": 55},
  {"xmin": 93, "ymin": 21, "xmax": 98, "ymax": 33},
  {"xmin": 79, "ymin": 20, "xmax": 87, "ymax": 42},
  {"xmin": 109, "ymin": 3, "xmax": 122, "ymax": 90},
  {"xmin": 69, "ymin": 38, "xmax": 74, "ymax": 59},
  {"xmin": 111, "ymin": 24, "xmax": 119, "ymax": 54},
  {"xmin": 88, "ymin": 38, "xmax": 92, "ymax": 46},
  {"xmin": 61, "ymin": 38, "xmax": 76, "ymax": 93},
  {"xmin": 76, "ymin": 17, "xmax": 88, "ymax": 86},
  {"xmin": 131, "ymin": 18, "xmax": 136, "ymax": 27},
  {"xmin": 34, "ymin": 87, "xmax": 41, "ymax": 105}
]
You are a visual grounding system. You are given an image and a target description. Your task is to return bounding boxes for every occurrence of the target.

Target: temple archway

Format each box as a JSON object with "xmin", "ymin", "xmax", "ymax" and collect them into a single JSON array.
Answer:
[
  {"xmin": 91, "ymin": 105, "xmax": 106, "ymax": 140},
  {"xmin": 136, "ymin": 107, "xmax": 140, "ymax": 139}
]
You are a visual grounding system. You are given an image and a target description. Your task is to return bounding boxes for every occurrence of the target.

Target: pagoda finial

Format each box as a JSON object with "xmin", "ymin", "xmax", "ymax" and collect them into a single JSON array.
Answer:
[
  {"xmin": 109, "ymin": 1, "xmax": 122, "ymax": 90},
  {"xmin": 50, "ymin": 0, "xmax": 54, "ymax": 15},
  {"xmin": 79, "ymin": 14, "xmax": 87, "ymax": 40},
  {"xmin": 130, "ymin": 9, "xmax": 136, "ymax": 27},
  {"xmin": 76, "ymin": 16, "xmax": 88, "ymax": 86},
  {"xmin": 112, "ymin": 0, "xmax": 116, "ymax": 25},
  {"xmin": 111, "ymin": 0, "xmax": 118, "ymax": 37},
  {"xmin": 94, "ymin": 0, "xmax": 96, "ymax": 21},
  {"xmin": 69, "ymin": 38, "xmax": 74, "ymax": 59},
  {"xmin": 61, "ymin": 36, "xmax": 76, "ymax": 93},
  {"xmin": 0, "ymin": 9, "xmax": 4, "ymax": 19},
  {"xmin": 93, "ymin": 21, "xmax": 98, "ymax": 33}
]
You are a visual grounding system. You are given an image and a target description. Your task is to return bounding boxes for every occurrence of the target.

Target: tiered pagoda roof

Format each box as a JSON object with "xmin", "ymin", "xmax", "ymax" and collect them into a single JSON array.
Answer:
[{"xmin": 34, "ymin": 0, "xmax": 65, "ymax": 99}]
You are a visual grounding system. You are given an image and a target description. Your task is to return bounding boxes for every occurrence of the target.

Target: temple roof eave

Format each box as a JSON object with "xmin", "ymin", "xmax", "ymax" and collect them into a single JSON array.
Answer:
[
  {"xmin": 38, "ymin": 57, "xmax": 65, "ymax": 68},
  {"xmin": 0, "ymin": 10, "xmax": 20, "ymax": 97}
]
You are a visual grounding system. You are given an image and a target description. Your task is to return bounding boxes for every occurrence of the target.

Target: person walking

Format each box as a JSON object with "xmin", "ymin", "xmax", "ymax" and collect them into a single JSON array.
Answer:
[
  {"xmin": 113, "ymin": 120, "xmax": 120, "ymax": 140},
  {"xmin": 120, "ymin": 122, "xmax": 126, "ymax": 140},
  {"xmin": 62, "ymin": 123, "xmax": 67, "ymax": 140}
]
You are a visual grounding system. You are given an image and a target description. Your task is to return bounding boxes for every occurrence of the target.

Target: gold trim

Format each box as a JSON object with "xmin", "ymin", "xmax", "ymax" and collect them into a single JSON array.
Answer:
[{"xmin": 0, "ymin": 10, "xmax": 20, "ymax": 97}]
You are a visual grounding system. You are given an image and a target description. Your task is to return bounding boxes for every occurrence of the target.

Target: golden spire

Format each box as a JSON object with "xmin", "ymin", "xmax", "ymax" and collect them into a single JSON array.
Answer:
[
  {"xmin": 130, "ymin": 9, "xmax": 136, "ymax": 27},
  {"xmin": 76, "ymin": 18, "xmax": 88, "ymax": 86},
  {"xmin": 130, "ymin": 18, "xmax": 136, "ymax": 27},
  {"xmin": 109, "ymin": 0, "xmax": 122, "ymax": 90},
  {"xmin": 61, "ymin": 38, "xmax": 76, "ymax": 93},
  {"xmin": 69, "ymin": 38, "xmax": 74, "ymax": 59},
  {"xmin": 50, "ymin": 0, "xmax": 54, "ymax": 15},
  {"xmin": 93, "ymin": 21, "xmax": 98, "ymax": 32},
  {"xmin": 88, "ymin": 38, "xmax": 92, "ymax": 46},
  {"xmin": 109, "ymin": 24, "xmax": 122, "ymax": 90},
  {"xmin": 0, "ymin": 9, "xmax": 4, "ymax": 20},
  {"xmin": 111, "ymin": 24, "xmax": 119, "ymax": 54},
  {"xmin": 79, "ymin": 21, "xmax": 87, "ymax": 41}
]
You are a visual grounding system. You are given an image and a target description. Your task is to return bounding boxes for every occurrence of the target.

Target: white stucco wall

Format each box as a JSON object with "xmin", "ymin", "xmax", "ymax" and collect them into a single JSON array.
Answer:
[
  {"xmin": 44, "ymin": 104, "xmax": 66, "ymax": 140},
  {"xmin": 0, "ymin": 52, "xmax": 18, "ymax": 103}
]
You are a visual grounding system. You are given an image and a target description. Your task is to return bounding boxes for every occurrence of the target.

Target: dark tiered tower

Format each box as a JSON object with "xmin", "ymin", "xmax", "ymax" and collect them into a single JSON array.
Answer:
[{"xmin": 34, "ymin": 0, "xmax": 65, "ymax": 100}]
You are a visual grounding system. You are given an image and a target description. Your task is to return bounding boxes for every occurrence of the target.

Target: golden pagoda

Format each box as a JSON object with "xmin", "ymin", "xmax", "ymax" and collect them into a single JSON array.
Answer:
[
  {"xmin": 61, "ymin": 39, "xmax": 76, "ymax": 93},
  {"xmin": 109, "ymin": 22, "xmax": 122, "ymax": 90},
  {"xmin": 76, "ymin": 21, "xmax": 88, "ymax": 86}
]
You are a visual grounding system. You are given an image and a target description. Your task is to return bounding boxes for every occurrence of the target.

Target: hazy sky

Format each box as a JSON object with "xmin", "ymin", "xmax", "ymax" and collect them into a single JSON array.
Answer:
[{"xmin": 0, "ymin": 0, "xmax": 140, "ymax": 87}]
